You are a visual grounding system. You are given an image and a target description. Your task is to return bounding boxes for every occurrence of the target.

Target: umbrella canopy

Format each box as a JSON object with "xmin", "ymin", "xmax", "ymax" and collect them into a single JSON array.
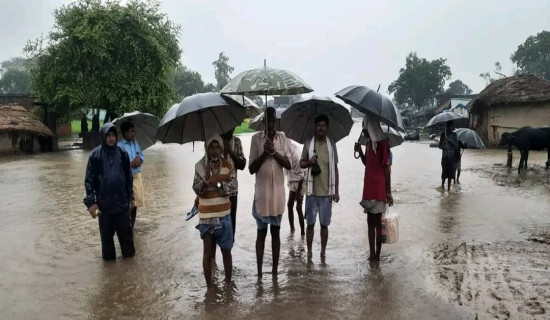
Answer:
[
  {"xmin": 220, "ymin": 67, "xmax": 313, "ymax": 96},
  {"xmin": 156, "ymin": 93, "xmax": 246, "ymax": 144},
  {"xmin": 358, "ymin": 124, "xmax": 404, "ymax": 148},
  {"xmin": 222, "ymin": 94, "xmax": 262, "ymax": 118},
  {"xmin": 426, "ymin": 111, "xmax": 467, "ymax": 128},
  {"xmin": 280, "ymin": 94, "xmax": 353, "ymax": 144},
  {"xmin": 112, "ymin": 111, "xmax": 160, "ymax": 150},
  {"xmin": 248, "ymin": 108, "xmax": 284, "ymax": 131},
  {"xmin": 335, "ymin": 85, "xmax": 404, "ymax": 131},
  {"xmin": 453, "ymin": 128, "xmax": 485, "ymax": 149}
]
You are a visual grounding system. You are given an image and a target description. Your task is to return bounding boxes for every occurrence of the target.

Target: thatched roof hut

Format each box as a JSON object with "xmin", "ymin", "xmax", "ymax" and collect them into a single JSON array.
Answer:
[
  {"xmin": 0, "ymin": 105, "xmax": 53, "ymax": 137},
  {"xmin": 469, "ymin": 74, "xmax": 550, "ymax": 145},
  {"xmin": 470, "ymin": 74, "xmax": 550, "ymax": 112}
]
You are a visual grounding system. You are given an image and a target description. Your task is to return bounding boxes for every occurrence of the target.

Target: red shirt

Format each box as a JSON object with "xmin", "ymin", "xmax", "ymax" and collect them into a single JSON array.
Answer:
[{"xmin": 362, "ymin": 139, "xmax": 390, "ymax": 202}]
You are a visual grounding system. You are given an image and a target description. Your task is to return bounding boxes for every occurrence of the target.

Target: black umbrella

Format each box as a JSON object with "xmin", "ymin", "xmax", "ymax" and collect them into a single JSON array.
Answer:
[
  {"xmin": 359, "ymin": 124, "xmax": 404, "ymax": 148},
  {"xmin": 156, "ymin": 93, "xmax": 246, "ymax": 144},
  {"xmin": 454, "ymin": 128, "xmax": 485, "ymax": 149},
  {"xmin": 280, "ymin": 94, "xmax": 353, "ymax": 144},
  {"xmin": 112, "ymin": 111, "xmax": 159, "ymax": 150},
  {"xmin": 426, "ymin": 111, "xmax": 467, "ymax": 128},
  {"xmin": 335, "ymin": 85, "xmax": 404, "ymax": 131}
]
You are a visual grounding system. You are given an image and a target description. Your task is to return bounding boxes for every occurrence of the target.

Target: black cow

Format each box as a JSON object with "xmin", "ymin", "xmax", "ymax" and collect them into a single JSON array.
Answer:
[{"xmin": 500, "ymin": 127, "xmax": 550, "ymax": 173}]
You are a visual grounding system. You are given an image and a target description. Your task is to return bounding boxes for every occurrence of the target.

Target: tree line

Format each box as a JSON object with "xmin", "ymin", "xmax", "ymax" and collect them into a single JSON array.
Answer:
[
  {"xmin": 0, "ymin": 0, "xmax": 549, "ymax": 117},
  {"xmin": 0, "ymin": 0, "xmax": 236, "ymax": 121}
]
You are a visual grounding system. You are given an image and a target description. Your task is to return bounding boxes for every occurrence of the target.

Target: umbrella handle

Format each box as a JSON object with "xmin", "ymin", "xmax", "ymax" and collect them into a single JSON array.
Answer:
[{"xmin": 354, "ymin": 134, "xmax": 361, "ymax": 159}]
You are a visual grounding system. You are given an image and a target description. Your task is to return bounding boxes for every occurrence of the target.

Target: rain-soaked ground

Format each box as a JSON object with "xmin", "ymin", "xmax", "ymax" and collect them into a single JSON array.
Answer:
[{"xmin": 1, "ymin": 123, "xmax": 549, "ymax": 320}]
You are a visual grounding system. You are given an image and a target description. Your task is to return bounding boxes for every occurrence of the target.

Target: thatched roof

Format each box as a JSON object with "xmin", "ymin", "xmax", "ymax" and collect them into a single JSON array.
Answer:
[
  {"xmin": 470, "ymin": 74, "xmax": 550, "ymax": 113},
  {"xmin": 0, "ymin": 105, "xmax": 53, "ymax": 136}
]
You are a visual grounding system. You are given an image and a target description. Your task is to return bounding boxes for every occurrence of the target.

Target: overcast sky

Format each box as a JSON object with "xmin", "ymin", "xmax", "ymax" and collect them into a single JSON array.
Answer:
[{"xmin": 1, "ymin": 0, "xmax": 549, "ymax": 96}]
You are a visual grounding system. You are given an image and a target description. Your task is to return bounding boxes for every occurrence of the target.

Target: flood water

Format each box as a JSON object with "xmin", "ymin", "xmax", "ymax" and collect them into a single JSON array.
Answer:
[{"xmin": 1, "ymin": 123, "xmax": 550, "ymax": 320}]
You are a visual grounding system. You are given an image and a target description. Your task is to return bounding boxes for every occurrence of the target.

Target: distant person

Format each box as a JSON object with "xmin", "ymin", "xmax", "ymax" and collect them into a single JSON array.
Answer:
[
  {"xmin": 438, "ymin": 121, "xmax": 460, "ymax": 191},
  {"xmin": 354, "ymin": 115, "xmax": 393, "ymax": 261},
  {"xmin": 221, "ymin": 128, "xmax": 247, "ymax": 241},
  {"xmin": 118, "ymin": 122, "xmax": 145, "ymax": 229},
  {"xmin": 84, "ymin": 123, "xmax": 135, "ymax": 261},
  {"xmin": 81, "ymin": 115, "xmax": 89, "ymax": 133},
  {"xmin": 286, "ymin": 141, "xmax": 306, "ymax": 235},
  {"xmin": 249, "ymin": 107, "xmax": 291, "ymax": 277},
  {"xmin": 91, "ymin": 114, "xmax": 100, "ymax": 132},
  {"xmin": 300, "ymin": 114, "xmax": 340, "ymax": 260},
  {"xmin": 193, "ymin": 135, "xmax": 235, "ymax": 288}
]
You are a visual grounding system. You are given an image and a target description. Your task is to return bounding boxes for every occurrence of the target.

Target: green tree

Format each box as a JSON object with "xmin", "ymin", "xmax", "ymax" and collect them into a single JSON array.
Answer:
[
  {"xmin": 511, "ymin": 31, "xmax": 550, "ymax": 80},
  {"xmin": 212, "ymin": 52, "xmax": 234, "ymax": 90},
  {"xmin": 0, "ymin": 57, "xmax": 31, "ymax": 94},
  {"xmin": 203, "ymin": 83, "xmax": 216, "ymax": 92},
  {"xmin": 172, "ymin": 64, "xmax": 207, "ymax": 98},
  {"xmin": 25, "ymin": 0, "xmax": 181, "ymax": 120},
  {"xmin": 388, "ymin": 52, "xmax": 452, "ymax": 111},
  {"xmin": 445, "ymin": 79, "xmax": 473, "ymax": 95}
]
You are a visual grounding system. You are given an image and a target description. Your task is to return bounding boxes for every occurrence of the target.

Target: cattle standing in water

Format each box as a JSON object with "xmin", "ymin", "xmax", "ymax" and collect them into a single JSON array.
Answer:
[{"xmin": 500, "ymin": 127, "xmax": 550, "ymax": 173}]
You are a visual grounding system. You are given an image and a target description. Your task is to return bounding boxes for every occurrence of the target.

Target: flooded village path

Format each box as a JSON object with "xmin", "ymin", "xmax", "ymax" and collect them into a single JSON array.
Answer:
[{"xmin": 1, "ymin": 123, "xmax": 549, "ymax": 319}]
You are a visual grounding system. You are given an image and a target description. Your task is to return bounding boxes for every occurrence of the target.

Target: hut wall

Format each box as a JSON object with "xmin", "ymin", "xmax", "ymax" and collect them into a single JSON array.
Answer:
[
  {"xmin": 485, "ymin": 103, "xmax": 550, "ymax": 145},
  {"xmin": 0, "ymin": 132, "xmax": 16, "ymax": 154},
  {"xmin": 0, "ymin": 132, "xmax": 41, "ymax": 155}
]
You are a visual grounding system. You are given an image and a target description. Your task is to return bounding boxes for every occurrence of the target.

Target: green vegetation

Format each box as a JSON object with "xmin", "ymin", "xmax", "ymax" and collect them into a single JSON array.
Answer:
[
  {"xmin": 512, "ymin": 31, "xmax": 550, "ymax": 80},
  {"xmin": 0, "ymin": 57, "xmax": 31, "ymax": 94},
  {"xmin": 26, "ymin": 0, "xmax": 181, "ymax": 120},
  {"xmin": 445, "ymin": 79, "xmax": 473, "ymax": 95},
  {"xmin": 233, "ymin": 122, "xmax": 255, "ymax": 135},
  {"xmin": 71, "ymin": 120, "xmax": 93, "ymax": 134},
  {"xmin": 388, "ymin": 52, "xmax": 451, "ymax": 111}
]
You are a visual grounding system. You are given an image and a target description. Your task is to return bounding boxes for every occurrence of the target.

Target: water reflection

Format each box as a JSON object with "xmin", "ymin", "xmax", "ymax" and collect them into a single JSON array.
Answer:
[{"xmin": 2, "ymin": 124, "xmax": 550, "ymax": 319}]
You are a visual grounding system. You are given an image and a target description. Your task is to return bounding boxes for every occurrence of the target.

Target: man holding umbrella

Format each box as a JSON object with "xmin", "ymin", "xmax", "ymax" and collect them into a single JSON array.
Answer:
[
  {"xmin": 249, "ymin": 107, "xmax": 291, "ymax": 277},
  {"xmin": 439, "ymin": 121, "xmax": 461, "ymax": 191},
  {"xmin": 118, "ymin": 121, "xmax": 145, "ymax": 229},
  {"xmin": 300, "ymin": 114, "xmax": 340, "ymax": 260},
  {"xmin": 193, "ymin": 135, "xmax": 235, "ymax": 287}
]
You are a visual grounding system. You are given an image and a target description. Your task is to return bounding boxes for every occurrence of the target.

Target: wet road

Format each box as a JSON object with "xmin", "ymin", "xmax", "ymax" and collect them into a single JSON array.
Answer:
[{"xmin": 1, "ymin": 123, "xmax": 549, "ymax": 319}]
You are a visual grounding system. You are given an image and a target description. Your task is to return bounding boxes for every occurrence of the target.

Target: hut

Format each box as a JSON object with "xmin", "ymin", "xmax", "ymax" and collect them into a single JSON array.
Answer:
[
  {"xmin": 0, "ymin": 105, "xmax": 53, "ymax": 155},
  {"xmin": 469, "ymin": 74, "xmax": 550, "ymax": 146}
]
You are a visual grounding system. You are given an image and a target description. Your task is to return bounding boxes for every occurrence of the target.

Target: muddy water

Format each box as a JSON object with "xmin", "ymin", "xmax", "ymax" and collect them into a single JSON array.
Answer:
[{"xmin": 1, "ymin": 123, "xmax": 549, "ymax": 320}]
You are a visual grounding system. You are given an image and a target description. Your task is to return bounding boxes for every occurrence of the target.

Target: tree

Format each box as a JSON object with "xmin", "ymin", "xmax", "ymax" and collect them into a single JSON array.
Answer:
[
  {"xmin": 511, "ymin": 31, "xmax": 550, "ymax": 80},
  {"xmin": 479, "ymin": 62, "xmax": 506, "ymax": 85},
  {"xmin": 445, "ymin": 79, "xmax": 473, "ymax": 95},
  {"xmin": 388, "ymin": 52, "xmax": 452, "ymax": 111},
  {"xmin": 0, "ymin": 57, "xmax": 31, "ymax": 94},
  {"xmin": 203, "ymin": 83, "xmax": 216, "ymax": 92},
  {"xmin": 25, "ymin": 0, "xmax": 181, "ymax": 120},
  {"xmin": 172, "ymin": 64, "xmax": 207, "ymax": 98},
  {"xmin": 212, "ymin": 52, "xmax": 234, "ymax": 90}
]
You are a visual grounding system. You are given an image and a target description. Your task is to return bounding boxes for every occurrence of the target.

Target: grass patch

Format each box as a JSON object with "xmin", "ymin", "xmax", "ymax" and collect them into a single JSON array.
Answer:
[
  {"xmin": 234, "ymin": 122, "xmax": 255, "ymax": 135},
  {"xmin": 71, "ymin": 120, "xmax": 92, "ymax": 134}
]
